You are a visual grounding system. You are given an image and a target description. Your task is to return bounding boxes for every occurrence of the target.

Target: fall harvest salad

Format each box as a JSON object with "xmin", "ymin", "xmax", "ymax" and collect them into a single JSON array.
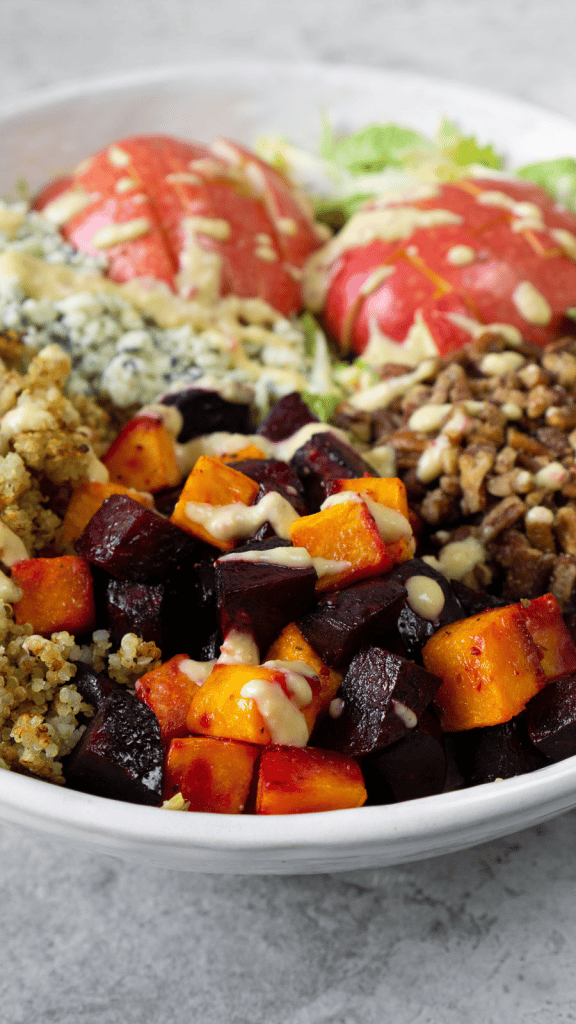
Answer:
[{"xmin": 3, "ymin": 118, "xmax": 576, "ymax": 816}]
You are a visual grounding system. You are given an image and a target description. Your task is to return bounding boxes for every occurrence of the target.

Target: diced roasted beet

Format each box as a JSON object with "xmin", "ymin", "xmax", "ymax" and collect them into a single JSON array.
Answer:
[
  {"xmin": 153, "ymin": 484, "xmax": 184, "ymax": 517},
  {"xmin": 297, "ymin": 575, "xmax": 406, "ymax": 670},
  {"xmin": 160, "ymin": 385, "xmax": 254, "ymax": 443},
  {"xmin": 362, "ymin": 711, "xmax": 447, "ymax": 803},
  {"xmin": 451, "ymin": 580, "xmax": 509, "ymax": 616},
  {"xmin": 449, "ymin": 714, "xmax": 548, "ymax": 787},
  {"xmin": 64, "ymin": 689, "xmax": 163, "ymax": 805},
  {"xmin": 216, "ymin": 553, "xmax": 317, "ymax": 656},
  {"xmin": 76, "ymin": 494, "xmax": 199, "ymax": 582},
  {"xmin": 388, "ymin": 558, "xmax": 466, "ymax": 662},
  {"xmin": 314, "ymin": 645, "xmax": 442, "ymax": 757},
  {"xmin": 290, "ymin": 432, "xmax": 376, "ymax": 511},
  {"xmin": 525, "ymin": 673, "xmax": 576, "ymax": 762},
  {"xmin": 106, "ymin": 579, "xmax": 165, "ymax": 648},
  {"xmin": 231, "ymin": 458, "xmax": 309, "ymax": 516},
  {"xmin": 71, "ymin": 662, "xmax": 119, "ymax": 710},
  {"xmin": 198, "ymin": 629, "xmax": 222, "ymax": 661},
  {"xmin": 257, "ymin": 391, "xmax": 318, "ymax": 443}
]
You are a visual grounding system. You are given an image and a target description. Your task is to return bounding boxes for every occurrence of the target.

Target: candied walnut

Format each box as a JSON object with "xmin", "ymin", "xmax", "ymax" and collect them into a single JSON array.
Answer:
[
  {"xmin": 506, "ymin": 427, "xmax": 549, "ymax": 456},
  {"xmin": 526, "ymin": 384, "xmax": 565, "ymax": 419},
  {"xmin": 549, "ymin": 554, "xmax": 576, "ymax": 611},
  {"xmin": 542, "ymin": 349, "xmax": 576, "ymax": 387},
  {"xmin": 419, "ymin": 487, "xmax": 461, "ymax": 525},
  {"xmin": 555, "ymin": 506, "xmax": 576, "ymax": 555},
  {"xmin": 480, "ymin": 495, "xmax": 526, "ymax": 542},
  {"xmin": 535, "ymin": 426, "xmax": 573, "ymax": 457},
  {"xmin": 331, "ymin": 403, "xmax": 373, "ymax": 444},
  {"xmin": 459, "ymin": 444, "xmax": 495, "ymax": 515},
  {"xmin": 489, "ymin": 529, "xmax": 555, "ymax": 602}
]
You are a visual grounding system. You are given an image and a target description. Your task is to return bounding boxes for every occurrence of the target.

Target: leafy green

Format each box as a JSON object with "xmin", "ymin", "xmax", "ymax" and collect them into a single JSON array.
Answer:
[
  {"xmin": 435, "ymin": 118, "xmax": 503, "ymax": 170},
  {"xmin": 300, "ymin": 390, "xmax": 342, "ymax": 423},
  {"xmin": 517, "ymin": 157, "xmax": 576, "ymax": 211},
  {"xmin": 319, "ymin": 119, "xmax": 427, "ymax": 174},
  {"xmin": 299, "ymin": 311, "xmax": 320, "ymax": 360}
]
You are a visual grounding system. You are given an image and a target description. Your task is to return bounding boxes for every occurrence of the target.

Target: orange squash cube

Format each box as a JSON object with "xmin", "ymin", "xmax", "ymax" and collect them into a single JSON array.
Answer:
[
  {"xmin": 186, "ymin": 661, "xmax": 319, "ymax": 746},
  {"xmin": 60, "ymin": 482, "xmax": 154, "ymax": 547},
  {"xmin": 12, "ymin": 556, "xmax": 96, "ymax": 636},
  {"xmin": 103, "ymin": 414, "xmax": 182, "ymax": 493},
  {"xmin": 521, "ymin": 593, "xmax": 576, "ymax": 680},
  {"xmin": 163, "ymin": 735, "xmax": 260, "ymax": 813},
  {"xmin": 331, "ymin": 476, "xmax": 410, "ymax": 518},
  {"xmin": 224, "ymin": 443, "xmax": 268, "ymax": 462},
  {"xmin": 135, "ymin": 654, "xmax": 204, "ymax": 746},
  {"xmin": 423, "ymin": 603, "xmax": 548, "ymax": 732},
  {"xmin": 266, "ymin": 623, "xmax": 342, "ymax": 727},
  {"xmin": 331, "ymin": 477, "xmax": 414, "ymax": 564},
  {"xmin": 170, "ymin": 456, "xmax": 259, "ymax": 551},
  {"xmin": 289, "ymin": 499, "xmax": 392, "ymax": 591},
  {"xmin": 256, "ymin": 745, "xmax": 367, "ymax": 814}
]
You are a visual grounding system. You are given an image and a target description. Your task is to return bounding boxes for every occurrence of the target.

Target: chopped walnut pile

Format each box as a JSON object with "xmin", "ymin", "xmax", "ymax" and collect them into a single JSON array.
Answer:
[{"xmin": 359, "ymin": 332, "xmax": 576, "ymax": 608}]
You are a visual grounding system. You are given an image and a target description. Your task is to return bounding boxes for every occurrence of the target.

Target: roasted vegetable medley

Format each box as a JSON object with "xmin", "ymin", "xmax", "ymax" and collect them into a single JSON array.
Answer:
[{"xmin": 3, "ymin": 123, "xmax": 576, "ymax": 815}]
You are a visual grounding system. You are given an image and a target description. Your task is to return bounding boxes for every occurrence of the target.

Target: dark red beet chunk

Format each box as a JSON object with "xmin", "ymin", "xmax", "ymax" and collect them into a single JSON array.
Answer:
[
  {"xmin": 297, "ymin": 575, "xmax": 406, "ymax": 670},
  {"xmin": 525, "ymin": 673, "xmax": 576, "ymax": 762},
  {"xmin": 451, "ymin": 580, "xmax": 509, "ymax": 616},
  {"xmin": 388, "ymin": 558, "xmax": 466, "ymax": 662},
  {"xmin": 362, "ymin": 711, "xmax": 447, "ymax": 803},
  {"xmin": 64, "ymin": 689, "xmax": 163, "ymax": 805},
  {"xmin": 314, "ymin": 645, "xmax": 442, "ymax": 757},
  {"xmin": 291, "ymin": 432, "xmax": 376, "ymax": 511},
  {"xmin": 257, "ymin": 391, "xmax": 318, "ymax": 442},
  {"xmin": 160, "ymin": 385, "xmax": 254, "ymax": 442},
  {"xmin": 216, "ymin": 550, "xmax": 317, "ymax": 657},
  {"xmin": 450, "ymin": 714, "xmax": 548, "ymax": 787},
  {"xmin": 230, "ymin": 458, "xmax": 309, "ymax": 516},
  {"xmin": 76, "ymin": 494, "xmax": 199, "ymax": 581},
  {"xmin": 72, "ymin": 662, "xmax": 119, "ymax": 710},
  {"xmin": 106, "ymin": 579, "xmax": 165, "ymax": 648}
]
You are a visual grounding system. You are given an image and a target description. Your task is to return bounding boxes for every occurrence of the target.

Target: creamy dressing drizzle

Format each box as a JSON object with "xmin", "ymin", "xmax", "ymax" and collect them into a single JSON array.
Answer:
[
  {"xmin": 217, "ymin": 546, "xmax": 351, "ymax": 577},
  {"xmin": 184, "ymin": 491, "xmax": 299, "ymax": 544}
]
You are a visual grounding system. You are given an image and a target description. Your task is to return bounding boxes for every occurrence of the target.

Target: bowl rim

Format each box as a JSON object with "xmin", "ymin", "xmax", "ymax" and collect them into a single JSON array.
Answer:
[{"xmin": 2, "ymin": 58, "xmax": 576, "ymax": 865}]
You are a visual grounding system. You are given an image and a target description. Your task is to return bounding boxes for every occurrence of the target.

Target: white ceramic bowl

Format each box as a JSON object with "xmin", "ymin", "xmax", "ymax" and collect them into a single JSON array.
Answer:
[{"xmin": 3, "ymin": 61, "xmax": 576, "ymax": 874}]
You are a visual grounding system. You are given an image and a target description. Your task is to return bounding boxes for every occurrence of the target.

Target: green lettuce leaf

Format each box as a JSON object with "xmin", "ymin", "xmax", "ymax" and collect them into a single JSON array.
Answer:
[
  {"xmin": 436, "ymin": 118, "xmax": 503, "ymax": 170},
  {"xmin": 319, "ymin": 120, "xmax": 427, "ymax": 174},
  {"xmin": 517, "ymin": 157, "xmax": 576, "ymax": 210}
]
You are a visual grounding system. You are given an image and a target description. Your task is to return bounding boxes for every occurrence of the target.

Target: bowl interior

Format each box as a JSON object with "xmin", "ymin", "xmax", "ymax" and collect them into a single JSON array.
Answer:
[{"xmin": 2, "ymin": 61, "xmax": 576, "ymax": 872}]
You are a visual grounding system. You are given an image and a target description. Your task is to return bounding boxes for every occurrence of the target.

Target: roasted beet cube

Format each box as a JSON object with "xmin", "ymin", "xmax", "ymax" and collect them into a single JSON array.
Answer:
[
  {"xmin": 388, "ymin": 558, "xmax": 466, "ymax": 661},
  {"xmin": 451, "ymin": 580, "xmax": 509, "ymax": 616},
  {"xmin": 449, "ymin": 714, "xmax": 548, "ymax": 787},
  {"xmin": 362, "ymin": 711, "xmax": 447, "ymax": 803},
  {"xmin": 290, "ymin": 432, "xmax": 376, "ymax": 511},
  {"xmin": 106, "ymin": 579, "xmax": 165, "ymax": 648},
  {"xmin": 72, "ymin": 662, "xmax": 119, "ymax": 711},
  {"xmin": 160, "ymin": 384, "xmax": 254, "ymax": 442},
  {"xmin": 231, "ymin": 458, "xmax": 309, "ymax": 516},
  {"xmin": 315, "ymin": 645, "xmax": 442, "ymax": 757},
  {"xmin": 257, "ymin": 391, "xmax": 318, "ymax": 442},
  {"xmin": 525, "ymin": 673, "xmax": 576, "ymax": 762},
  {"xmin": 64, "ymin": 689, "xmax": 163, "ymax": 805},
  {"xmin": 153, "ymin": 484, "xmax": 183, "ymax": 517},
  {"xmin": 76, "ymin": 494, "xmax": 199, "ymax": 581},
  {"xmin": 216, "ymin": 550, "xmax": 317, "ymax": 656},
  {"xmin": 297, "ymin": 575, "xmax": 406, "ymax": 670}
]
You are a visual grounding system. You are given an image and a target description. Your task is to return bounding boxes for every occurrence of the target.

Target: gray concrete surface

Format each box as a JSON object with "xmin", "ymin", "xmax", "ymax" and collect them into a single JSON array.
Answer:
[{"xmin": 2, "ymin": 2, "xmax": 576, "ymax": 1021}]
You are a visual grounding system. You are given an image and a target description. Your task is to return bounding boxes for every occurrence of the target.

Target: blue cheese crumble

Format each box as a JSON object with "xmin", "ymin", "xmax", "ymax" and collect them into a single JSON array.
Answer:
[{"xmin": 0, "ymin": 204, "xmax": 314, "ymax": 414}]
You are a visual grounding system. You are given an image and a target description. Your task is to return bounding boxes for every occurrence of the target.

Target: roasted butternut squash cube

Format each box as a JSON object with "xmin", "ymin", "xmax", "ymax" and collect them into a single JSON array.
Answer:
[
  {"xmin": 60, "ymin": 482, "xmax": 154, "ymax": 547},
  {"xmin": 12, "ymin": 556, "xmax": 96, "ymax": 636},
  {"xmin": 329, "ymin": 476, "xmax": 410, "ymax": 518},
  {"xmin": 188, "ymin": 663, "xmax": 294, "ymax": 745},
  {"xmin": 163, "ymin": 736, "xmax": 260, "ymax": 813},
  {"xmin": 170, "ymin": 456, "xmax": 259, "ymax": 551},
  {"xmin": 256, "ymin": 745, "xmax": 367, "ymax": 814},
  {"xmin": 266, "ymin": 623, "xmax": 342, "ymax": 726},
  {"xmin": 423, "ymin": 603, "xmax": 548, "ymax": 731},
  {"xmin": 289, "ymin": 499, "xmax": 392, "ymax": 592},
  {"xmin": 521, "ymin": 593, "xmax": 576, "ymax": 680},
  {"xmin": 224, "ymin": 443, "xmax": 268, "ymax": 462},
  {"xmin": 135, "ymin": 654, "xmax": 204, "ymax": 746},
  {"xmin": 329, "ymin": 477, "xmax": 414, "ymax": 564},
  {"xmin": 103, "ymin": 414, "xmax": 182, "ymax": 492}
]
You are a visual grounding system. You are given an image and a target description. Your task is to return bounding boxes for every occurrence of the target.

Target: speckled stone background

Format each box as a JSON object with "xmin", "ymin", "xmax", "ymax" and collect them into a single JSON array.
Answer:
[{"xmin": 2, "ymin": 2, "xmax": 576, "ymax": 1021}]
